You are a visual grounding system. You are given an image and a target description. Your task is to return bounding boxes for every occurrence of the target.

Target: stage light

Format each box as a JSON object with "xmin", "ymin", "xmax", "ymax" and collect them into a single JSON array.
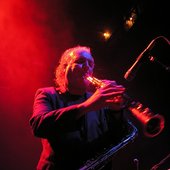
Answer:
[
  {"xmin": 101, "ymin": 30, "xmax": 112, "ymax": 41},
  {"xmin": 124, "ymin": 8, "xmax": 138, "ymax": 31}
]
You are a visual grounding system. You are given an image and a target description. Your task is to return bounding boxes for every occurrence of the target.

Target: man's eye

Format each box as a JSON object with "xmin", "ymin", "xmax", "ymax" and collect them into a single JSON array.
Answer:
[
  {"xmin": 77, "ymin": 61, "xmax": 84, "ymax": 64},
  {"xmin": 75, "ymin": 59, "xmax": 84, "ymax": 64},
  {"xmin": 74, "ymin": 59, "xmax": 94, "ymax": 68},
  {"xmin": 89, "ymin": 62, "xmax": 94, "ymax": 68}
]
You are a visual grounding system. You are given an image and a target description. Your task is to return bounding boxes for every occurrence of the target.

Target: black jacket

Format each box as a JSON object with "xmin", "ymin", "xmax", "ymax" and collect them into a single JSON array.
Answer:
[{"xmin": 30, "ymin": 87, "xmax": 131, "ymax": 170}]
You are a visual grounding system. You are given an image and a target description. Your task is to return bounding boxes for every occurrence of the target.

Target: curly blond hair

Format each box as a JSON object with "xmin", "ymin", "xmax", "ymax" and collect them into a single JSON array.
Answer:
[{"xmin": 54, "ymin": 45, "xmax": 91, "ymax": 92}]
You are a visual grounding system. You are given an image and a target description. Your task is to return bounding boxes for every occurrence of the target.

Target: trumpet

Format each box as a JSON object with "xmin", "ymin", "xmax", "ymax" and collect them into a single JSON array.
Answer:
[{"xmin": 86, "ymin": 75, "xmax": 165, "ymax": 138}]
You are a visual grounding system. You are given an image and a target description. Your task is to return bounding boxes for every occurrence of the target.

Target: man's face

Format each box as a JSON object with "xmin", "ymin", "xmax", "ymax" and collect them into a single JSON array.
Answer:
[{"xmin": 64, "ymin": 50, "xmax": 94, "ymax": 93}]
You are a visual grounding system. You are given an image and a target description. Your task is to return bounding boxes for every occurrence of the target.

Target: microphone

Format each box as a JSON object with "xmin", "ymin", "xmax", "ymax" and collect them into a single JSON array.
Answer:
[
  {"xmin": 124, "ymin": 39, "xmax": 156, "ymax": 81},
  {"xmin": 124, "ymin": 36, "xmax": 169, "ymax": 81}
]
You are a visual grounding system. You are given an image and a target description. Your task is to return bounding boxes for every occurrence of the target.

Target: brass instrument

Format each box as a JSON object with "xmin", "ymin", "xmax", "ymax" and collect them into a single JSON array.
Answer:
[
  {"xmin": 79, "ymin": 121, "xmax": 138, "ymax": 170},
  {"xmin": 86, "ymin": 75, "xmax": 165, "ymax": 138}
]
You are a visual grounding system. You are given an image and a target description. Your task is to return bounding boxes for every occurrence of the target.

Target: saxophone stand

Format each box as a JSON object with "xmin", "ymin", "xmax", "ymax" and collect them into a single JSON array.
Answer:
[
  {"xmin": 133, "ymin": 158, "xmax": 139, "ymax": 170},
  {"xmin": 150, "ymin": 153, "xmax": 170, "ymax": 170}
]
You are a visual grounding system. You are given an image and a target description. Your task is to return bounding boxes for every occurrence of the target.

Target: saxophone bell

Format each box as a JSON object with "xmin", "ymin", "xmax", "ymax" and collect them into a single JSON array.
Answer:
[{"xmin": 128, "ymin": 102, "xmax": 165, "ymax": 138}]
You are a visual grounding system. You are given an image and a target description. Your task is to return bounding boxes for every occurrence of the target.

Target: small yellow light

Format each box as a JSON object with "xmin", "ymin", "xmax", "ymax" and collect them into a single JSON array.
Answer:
[
  {"xmin": 124, "ymin": 8, "xmax": 138, "ymax": 31},
  {"xmin": 103, "ymin": 31, "xmax": 111, "ymax": 40},
  {"xmin": 129, "ymin": 17, "xmax": 133, "ymax": 21}
]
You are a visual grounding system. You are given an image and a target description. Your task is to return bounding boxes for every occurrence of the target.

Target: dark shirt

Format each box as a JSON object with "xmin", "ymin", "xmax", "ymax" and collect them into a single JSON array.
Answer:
[{"xmin": 29, "ymin": 87, "xmax": 131, "ymax": 170}]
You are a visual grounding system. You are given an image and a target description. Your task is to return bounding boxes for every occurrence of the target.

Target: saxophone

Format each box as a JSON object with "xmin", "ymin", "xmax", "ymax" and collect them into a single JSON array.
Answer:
[
  {"xmin": 79, "ymin": 76, "xmax": 165, "ymax": 170},
  {"xmin": 86, "ymin": 75, "xmax": 165, "ymax": 138}
]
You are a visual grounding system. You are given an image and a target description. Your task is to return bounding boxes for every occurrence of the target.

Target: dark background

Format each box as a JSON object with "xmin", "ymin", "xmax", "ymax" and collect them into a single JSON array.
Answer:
[{"xmin": 0, "ymin": 0, "xmax": 169, "ymax": 169}]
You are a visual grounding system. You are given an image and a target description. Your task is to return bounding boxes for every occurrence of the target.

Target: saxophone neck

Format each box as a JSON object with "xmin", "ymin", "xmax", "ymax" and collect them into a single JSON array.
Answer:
[{"xmin": 86, "ymin": 75, "xmax": 105, "ymax": 88}]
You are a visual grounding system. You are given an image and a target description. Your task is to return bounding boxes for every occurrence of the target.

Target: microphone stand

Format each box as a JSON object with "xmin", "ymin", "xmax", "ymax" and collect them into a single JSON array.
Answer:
[
  {"xmin": 150, "ymin": 153, "xmax": 170, "ymax": 170},
  {"xmin": 147, "ymin": 37, "xmax": 170, "ymax": 170},
  {"xmin": 148, "ymin": 55, "xmax": 170, "ymax": 72},
  {"xmin": 148, "ymin": 35, "xmax": 170, "ymax": 73},
  {"xmin": 124, "ymin": 35, "xmax": 170, "ymax": 81}
]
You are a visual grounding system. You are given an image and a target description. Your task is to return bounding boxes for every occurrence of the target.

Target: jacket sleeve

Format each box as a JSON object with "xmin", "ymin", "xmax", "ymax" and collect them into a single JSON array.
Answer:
[{"xmin": 29, "ymin": 88, "xmax": 81, "ymax": 138}]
